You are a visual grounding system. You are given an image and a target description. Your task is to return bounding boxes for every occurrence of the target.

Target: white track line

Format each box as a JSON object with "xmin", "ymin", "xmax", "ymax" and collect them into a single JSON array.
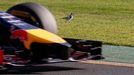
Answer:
[{"xmin": 80, "ymin": 60, "xmax": 134, "ymax": 68}]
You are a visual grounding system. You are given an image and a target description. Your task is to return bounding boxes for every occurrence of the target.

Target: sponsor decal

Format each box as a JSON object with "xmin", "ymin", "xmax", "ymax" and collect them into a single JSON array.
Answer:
[
  {"xmin": 11, "ymin": 29, "xmax": 28, "ymax": 41},
  {"xmin": 1, "ymin": 15, "xmax": 14, "ymax": 18},
  {"xmin": 0, "ymin": 48, "xmax": 4, "ymax": 64},
  {"xmin": 0, "ymin": 12, "xmax": 6, "ymax": 15},
  {"xmin": 0, "ymin": 12, "xmax": 27, "ymax": 26}
]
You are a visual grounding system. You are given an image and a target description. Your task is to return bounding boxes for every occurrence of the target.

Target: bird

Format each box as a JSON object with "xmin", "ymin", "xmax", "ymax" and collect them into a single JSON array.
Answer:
[{"xmin": 62, "ymin": 12, "xmax": 74, "ymax": 22}]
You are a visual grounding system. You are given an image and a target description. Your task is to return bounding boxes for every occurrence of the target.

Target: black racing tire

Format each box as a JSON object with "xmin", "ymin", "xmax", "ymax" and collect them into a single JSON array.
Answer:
[{"xmin": 7, "ymin": 2, "xmax": 57, "ymax": 34}]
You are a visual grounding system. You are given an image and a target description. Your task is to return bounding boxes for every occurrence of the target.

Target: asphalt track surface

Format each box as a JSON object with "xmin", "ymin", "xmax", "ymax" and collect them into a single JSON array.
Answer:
[{"xmin": 1, "ymin": 61, "xmax": 134, "ymax": 75}]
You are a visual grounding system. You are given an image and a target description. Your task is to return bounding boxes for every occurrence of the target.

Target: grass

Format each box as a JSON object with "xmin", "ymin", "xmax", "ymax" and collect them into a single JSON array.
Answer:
[{"xmin": 0, "ymin": 0, "xmax": 134, "ymax": 46}]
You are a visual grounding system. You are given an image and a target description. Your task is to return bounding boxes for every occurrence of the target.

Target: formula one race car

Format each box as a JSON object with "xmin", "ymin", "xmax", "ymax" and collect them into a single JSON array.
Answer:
[{"xmin": 0, "ymin": 2, "xmax": 104, "ymax": 70}]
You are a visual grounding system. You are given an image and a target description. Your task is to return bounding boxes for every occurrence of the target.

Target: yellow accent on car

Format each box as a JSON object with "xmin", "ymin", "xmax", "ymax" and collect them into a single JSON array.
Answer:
[
  {"xmin": 23, "ymin": 29, "xmax": 67, "ymax": 49},
  {"xmin": 10, "ymin": 10, "xmax": 30, "ymax": 18}
]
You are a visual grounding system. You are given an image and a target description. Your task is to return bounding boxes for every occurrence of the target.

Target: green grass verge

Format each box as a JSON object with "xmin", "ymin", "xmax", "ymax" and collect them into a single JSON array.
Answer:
[
  {"xmin": 103, "ymin": 45, "xmax": 134, "ymax": 64},
  {"xmin": 0, "ymin": 0, "xmax": 134, "ymax": 46}
]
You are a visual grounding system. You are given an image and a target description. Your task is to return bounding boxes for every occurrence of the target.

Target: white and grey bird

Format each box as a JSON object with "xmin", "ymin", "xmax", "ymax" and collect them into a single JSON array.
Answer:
[{"xmin": 62, "ymin": 13, "xmax": 74, "ymax": 22}]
